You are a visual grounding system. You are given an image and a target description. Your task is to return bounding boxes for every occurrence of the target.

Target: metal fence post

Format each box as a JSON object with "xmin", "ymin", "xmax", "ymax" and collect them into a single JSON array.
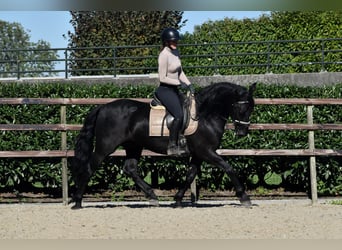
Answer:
[
  {"xmin": 321, "ymin": 40, "xmax": 326, "ymax": 72},
  {"xmin": 307, "ymin": 105, "xmax": 318, "ymax": 204},
  {"xmin": 214, "ymin": 43, "xmax": 219, "ymax": 75},
  {"xmin": 266, "ymin": 42, "xmax": 271, "ymax": 73},
  {"xmin": 16, "ymin": 59, "xmax": 20, "ymax": 80},
  {"xmin": 113, "ymin": 46, "xmax": 117, "ymax": 77},
  {"xmin": 64, "ymin": 49, "xmax": 68, "ymax": 79}
]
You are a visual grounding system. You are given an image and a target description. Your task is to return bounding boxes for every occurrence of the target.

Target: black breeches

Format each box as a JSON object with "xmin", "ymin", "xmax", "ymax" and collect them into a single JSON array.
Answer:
[{"xmin": 155, "ymin": 84, "xmax": 183, "ymax": 119}]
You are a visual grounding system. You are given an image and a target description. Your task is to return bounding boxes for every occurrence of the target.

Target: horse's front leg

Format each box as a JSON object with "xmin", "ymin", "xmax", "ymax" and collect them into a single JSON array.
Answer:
[
  {"xmin": 174, "ymin": 157, "xmax": 202, "ymax": 207},
  {"xmin": 206, "ymin": 151, "xmax": 252, "ymax": 207},
  {"xmin": 123, "ymin": 158, "xmax": 159, "ymax": 206}
]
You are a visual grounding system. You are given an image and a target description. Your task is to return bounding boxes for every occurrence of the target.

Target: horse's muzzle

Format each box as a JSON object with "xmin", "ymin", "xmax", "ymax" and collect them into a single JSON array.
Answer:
[
  {"xmin": 234, "ymin": 120, "xmax": 250, "ymax": 136},
  {"xmin": 235, "ymin": 128, "xmax": 249, "ymax": 137}
]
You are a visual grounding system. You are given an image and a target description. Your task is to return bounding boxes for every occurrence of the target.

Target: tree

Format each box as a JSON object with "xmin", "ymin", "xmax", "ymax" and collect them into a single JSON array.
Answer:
[
  {"xmin": 180, "ymin": 11, "xmax": 342, "ymax": 75},
  {"xmin": 67, "ymin": 11, "xmax": 186, "ymax": 75},
  {"xmin": 0, "ymin": 20, "xmax": 59, "ymax": 78}
]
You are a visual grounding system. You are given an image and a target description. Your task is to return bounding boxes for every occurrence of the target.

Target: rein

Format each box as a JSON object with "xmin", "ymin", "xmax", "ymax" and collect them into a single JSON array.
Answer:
[{"xmin": 186, "ymin": 91, "xmax": 199, "ymax": 121}]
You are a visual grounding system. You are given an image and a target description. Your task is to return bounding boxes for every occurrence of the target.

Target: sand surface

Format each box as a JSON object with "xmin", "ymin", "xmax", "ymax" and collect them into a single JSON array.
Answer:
[{"xmin": 1, "ymin": 199, "xmax": 341, "ymax": 239}]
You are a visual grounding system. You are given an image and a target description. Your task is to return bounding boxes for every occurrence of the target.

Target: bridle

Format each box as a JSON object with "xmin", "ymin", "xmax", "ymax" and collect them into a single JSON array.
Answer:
[{"xmin": 232, "ymin": 101, "xmax": 251, "ymax": 126}]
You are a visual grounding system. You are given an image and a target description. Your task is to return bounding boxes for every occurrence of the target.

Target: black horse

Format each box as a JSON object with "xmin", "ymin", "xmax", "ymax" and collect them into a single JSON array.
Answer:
[{"xmin": 70, "ymin": 82, "xmax": 256, "ymax": 209}]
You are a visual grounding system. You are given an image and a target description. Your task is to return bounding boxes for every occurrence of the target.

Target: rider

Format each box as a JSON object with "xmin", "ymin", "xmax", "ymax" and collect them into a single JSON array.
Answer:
[{"xmin": 155, "ymin": 27, "xmax": 193, "ymax": 156}]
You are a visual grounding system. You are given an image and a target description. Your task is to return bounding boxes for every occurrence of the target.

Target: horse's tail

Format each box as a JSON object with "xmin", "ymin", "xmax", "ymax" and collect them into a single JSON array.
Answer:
[{"xmin": 70, "ymin": 106, "xmax": 101, "ymax": 180}]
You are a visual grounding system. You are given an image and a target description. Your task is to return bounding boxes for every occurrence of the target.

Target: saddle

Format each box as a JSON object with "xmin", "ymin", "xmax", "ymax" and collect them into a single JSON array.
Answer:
[{"xmin": 149, "ymin": 92, "xmax": 198, "ymax": 137}]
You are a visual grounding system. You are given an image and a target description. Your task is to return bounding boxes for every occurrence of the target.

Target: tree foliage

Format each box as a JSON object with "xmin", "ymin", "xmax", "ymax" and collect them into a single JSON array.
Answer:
[
  {"xmin": 65, "ymin": 11, "xmax": 342, "ymax": 77},
  {"xmin": 183, "ymin": 11, "xmax": 342, "ymax": 42},
  {"xmin": 0, "ymin": 20, "xmax": 58, "ymax": 77},
  {"xmin": 67, "ymin": 11, "xmax": 186, "ymax": 75},
  {"xmin": 180, "ymin": 11, "xmax": 342, "ymax": 75}
]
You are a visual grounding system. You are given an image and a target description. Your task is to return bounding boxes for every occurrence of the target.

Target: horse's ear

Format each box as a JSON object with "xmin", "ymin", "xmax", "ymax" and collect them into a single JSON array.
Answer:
[{"xmin": 249, "ymin": 82, "xmax": 257, "ymax": 95}]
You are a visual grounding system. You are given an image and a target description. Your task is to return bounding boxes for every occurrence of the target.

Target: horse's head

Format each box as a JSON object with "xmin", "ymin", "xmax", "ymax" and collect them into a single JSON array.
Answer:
[
  {"xmin": 196, "ymin": 82, "xmax": 257, "ymax": 136},
  {"xmin": 231, "ymin": 83, "xmax": 256, "ymax": 136}
]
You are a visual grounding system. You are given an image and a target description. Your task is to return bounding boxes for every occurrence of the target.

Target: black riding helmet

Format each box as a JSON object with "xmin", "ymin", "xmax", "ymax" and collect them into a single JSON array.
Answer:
[{"xmin": 161, "ymin": 27, "xmax": 180, "ymax": 43}]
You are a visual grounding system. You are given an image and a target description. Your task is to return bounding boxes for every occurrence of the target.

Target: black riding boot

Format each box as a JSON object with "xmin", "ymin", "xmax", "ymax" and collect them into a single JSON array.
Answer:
[{"xmin": 167, "ymin": 118, "xmax": 188, "ymax": 156}]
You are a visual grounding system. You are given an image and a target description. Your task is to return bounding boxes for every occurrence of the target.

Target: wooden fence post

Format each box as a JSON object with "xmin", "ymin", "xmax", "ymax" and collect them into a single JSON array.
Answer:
[
  {"xmin": 307, "ymin": 105, "xmax": 318, "ymax": 204},
  {"xmin": 60, "ymin": 104, "xmax": 68, "ymax": 205},
  {"xmin": 190, "ymin": 177, "xmax": 197, "ymax": 203}
]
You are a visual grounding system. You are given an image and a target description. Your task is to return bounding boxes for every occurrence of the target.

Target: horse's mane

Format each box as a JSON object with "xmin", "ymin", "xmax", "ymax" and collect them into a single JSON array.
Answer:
[{"xmin": 195, "ymin": 82, "xmax": 248, "ymax": 118}]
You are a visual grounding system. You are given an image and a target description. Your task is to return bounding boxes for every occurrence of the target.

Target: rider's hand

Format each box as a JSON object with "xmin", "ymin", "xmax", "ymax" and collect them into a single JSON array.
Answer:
[
  {"xmin": 180, "ymin": 81, "xmax": 188, "ymax": 89},
  {"xmin": 188, "ymin": 84, "xmax": 195, "ymax": 95},
  {"xmin": 180, "ymin": 82, "xmax": 195, "ymax": 95}
]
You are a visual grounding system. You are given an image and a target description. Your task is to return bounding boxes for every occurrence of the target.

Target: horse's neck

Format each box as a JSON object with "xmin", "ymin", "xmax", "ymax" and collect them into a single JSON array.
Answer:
[{"xmin": 197, "ymin": 94, "xmax": 233, "ymax": 123}]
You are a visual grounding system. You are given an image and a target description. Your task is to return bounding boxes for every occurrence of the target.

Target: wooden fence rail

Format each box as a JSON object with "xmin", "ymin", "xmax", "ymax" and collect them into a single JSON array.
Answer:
[{"xmin": 1, "ymin": 98, "xmax": 342, "ymax": 205}]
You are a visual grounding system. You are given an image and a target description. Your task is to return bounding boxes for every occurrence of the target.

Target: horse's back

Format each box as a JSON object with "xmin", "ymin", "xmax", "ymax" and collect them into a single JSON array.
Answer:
[
  {"xmin": 95, "ymin": 98, "xmax": 150, "ymax": 136},
  {"xmin": 103, "ymin": 98, "xmax": 149, "ymax": 114}
]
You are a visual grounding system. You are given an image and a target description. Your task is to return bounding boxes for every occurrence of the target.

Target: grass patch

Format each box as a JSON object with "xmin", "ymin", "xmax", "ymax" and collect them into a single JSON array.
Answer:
[{"xmin": 330, "ymin": 200, "xmax": 342, "ymax": 205}]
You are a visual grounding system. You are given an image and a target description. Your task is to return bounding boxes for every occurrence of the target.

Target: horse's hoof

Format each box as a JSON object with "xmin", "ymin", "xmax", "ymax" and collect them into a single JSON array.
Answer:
[
  {"xmin": 240, "ymin": 199, "xmax": 253, "ymax": 207},
  {"xmin": 71, "ymin": 201, "xmax": 82, "ymax": 210},
  {"xmin": 149, "ymin": 199, "xmax": 159, "ymax": 207},
  {"xmin": 71, "ymin": 205, "xmax": 82, "ymax": 210},
  {"xmin": 238, "ymin": 193, "xmax": 253, "ymax": 207},
  {"xmin": 173, "ymin": 200, "xmax": 183, "ymax": 208}
]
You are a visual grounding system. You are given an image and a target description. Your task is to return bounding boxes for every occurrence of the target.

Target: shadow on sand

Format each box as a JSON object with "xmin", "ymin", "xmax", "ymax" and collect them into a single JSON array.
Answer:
[{"xmin": 80, "ymin": 201, "xmax": 258, "ymax": 209}]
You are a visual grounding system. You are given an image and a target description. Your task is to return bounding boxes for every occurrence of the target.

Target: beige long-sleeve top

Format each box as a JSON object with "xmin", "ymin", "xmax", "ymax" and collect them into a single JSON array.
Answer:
[{"xmin": 158, "ymin": 47, "xmax": 191, "ymax": 86}]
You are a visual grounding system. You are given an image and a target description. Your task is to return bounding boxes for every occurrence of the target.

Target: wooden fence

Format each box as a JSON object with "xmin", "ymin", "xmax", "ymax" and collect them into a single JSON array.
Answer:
[{"xmin": 1, "ymin": 97, "xmax": 342, "ymax": 205}]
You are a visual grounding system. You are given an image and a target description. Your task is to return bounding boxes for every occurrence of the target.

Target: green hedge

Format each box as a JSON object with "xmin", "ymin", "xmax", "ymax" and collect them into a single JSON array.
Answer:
[{"xmin": 0, "ymin": 82, "xmax": 341, "ymax": 196}]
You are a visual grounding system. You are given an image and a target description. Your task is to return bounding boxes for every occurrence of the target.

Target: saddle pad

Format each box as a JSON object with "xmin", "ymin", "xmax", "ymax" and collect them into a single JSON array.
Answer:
[{"xmin": 149, "ymin": 97, "xmax": 198, "ymax": 136}]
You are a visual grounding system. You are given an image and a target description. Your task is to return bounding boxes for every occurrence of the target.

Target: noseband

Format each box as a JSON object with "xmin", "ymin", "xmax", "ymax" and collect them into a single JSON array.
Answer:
[
  {"xmin": 233, "ymin": 101, "xmax": 251, "ymax": 125},
  {"xmin": 234, "ymin": 119, "xmax": 250, "ymax": 125}
]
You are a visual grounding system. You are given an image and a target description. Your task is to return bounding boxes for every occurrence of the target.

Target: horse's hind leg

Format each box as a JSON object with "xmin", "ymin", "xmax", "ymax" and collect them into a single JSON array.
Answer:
[
  {"xmin": 123, "ymin": 153, "xmax": 159, "ymax": 206},
  {"xmin": 174, "ymin": 157, "xmax": 202, "ymax": 207},
  {"xmin": 71, "ymin": 166, "xmax": 91, "ymax": 209},
  {"xmin": 71, "ymin": 151, "xmax": 105, "ymax": 209}
]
